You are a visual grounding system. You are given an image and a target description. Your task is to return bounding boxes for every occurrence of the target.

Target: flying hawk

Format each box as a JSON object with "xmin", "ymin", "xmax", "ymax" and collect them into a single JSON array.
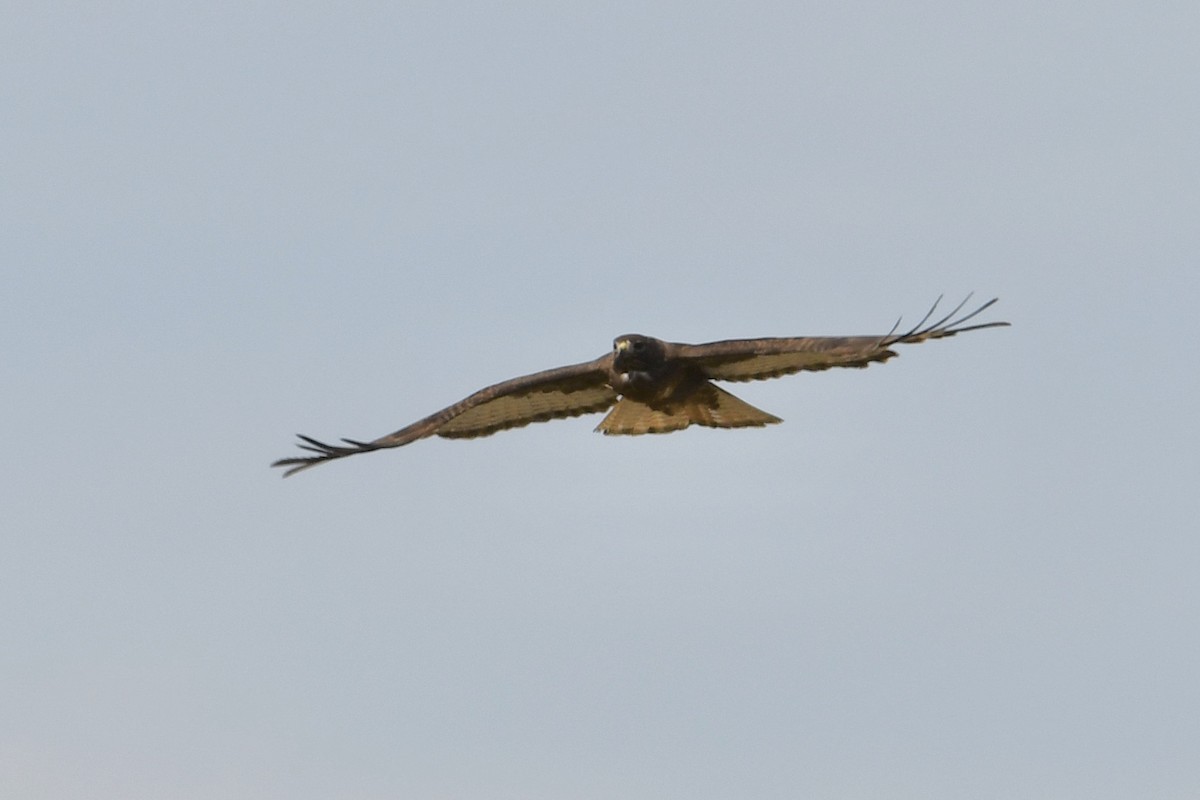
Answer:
[{"xmin": 273, "ymin": 295, "xmax": 1007, "ymax": 476}]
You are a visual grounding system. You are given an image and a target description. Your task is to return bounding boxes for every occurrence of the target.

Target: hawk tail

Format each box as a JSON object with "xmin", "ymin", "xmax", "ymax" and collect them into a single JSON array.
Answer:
[{"xmin": 595, "ymin": 382, "xmax": 781, "ymax": 435}]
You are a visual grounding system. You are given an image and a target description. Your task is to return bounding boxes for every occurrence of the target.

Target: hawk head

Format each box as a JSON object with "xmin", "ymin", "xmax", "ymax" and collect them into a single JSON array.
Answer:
[{"xmin": 613, "ymin": 334, "xmax": 667, "ymax": 371}]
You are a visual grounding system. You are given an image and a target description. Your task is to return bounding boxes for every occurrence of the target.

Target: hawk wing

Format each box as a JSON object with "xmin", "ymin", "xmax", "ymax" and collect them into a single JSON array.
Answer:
[
  {"xmin": 273, "ymin": 355, "xmax": 616, "ymax": 477},
  {"xmin": 674, "ymin": 295, "xmax": 1009, "ymax": 382}
]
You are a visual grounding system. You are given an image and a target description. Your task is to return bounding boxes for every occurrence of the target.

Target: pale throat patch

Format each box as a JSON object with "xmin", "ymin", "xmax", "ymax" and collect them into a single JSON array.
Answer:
[{"xmin": 618, "ymin": 369, "xmax": 652, "ymax": 385}]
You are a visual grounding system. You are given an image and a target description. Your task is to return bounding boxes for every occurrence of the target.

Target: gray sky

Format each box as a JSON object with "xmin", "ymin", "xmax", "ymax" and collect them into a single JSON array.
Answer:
[{"xmin": 3, "ymin": 3, "xmax": 1198, "ymax": 798}]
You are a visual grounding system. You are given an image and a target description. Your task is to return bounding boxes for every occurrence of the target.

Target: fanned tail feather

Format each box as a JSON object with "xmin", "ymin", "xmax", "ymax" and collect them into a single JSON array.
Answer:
[{"xmin": 595, "ymin": 383, "xmax": 781, "ymax": 435}]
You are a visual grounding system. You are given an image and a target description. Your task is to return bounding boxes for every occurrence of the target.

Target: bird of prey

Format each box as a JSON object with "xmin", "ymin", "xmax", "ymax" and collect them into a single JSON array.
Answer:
[{"xmin": 273, "ymin": 295, "xmax": 1007, "ymax": 476}]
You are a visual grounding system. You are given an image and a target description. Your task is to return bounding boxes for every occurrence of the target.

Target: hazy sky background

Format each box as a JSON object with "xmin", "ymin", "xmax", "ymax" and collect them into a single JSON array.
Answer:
[{"xmin": 3, "ymin": 3, "xmax": 1198, "ymax": 798}]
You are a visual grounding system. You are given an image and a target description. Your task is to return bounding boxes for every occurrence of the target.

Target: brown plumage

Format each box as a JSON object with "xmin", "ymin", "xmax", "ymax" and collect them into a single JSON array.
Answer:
[{"xmin": 273, "ymin": 295, "xmax": 1008, "ymax": 476}]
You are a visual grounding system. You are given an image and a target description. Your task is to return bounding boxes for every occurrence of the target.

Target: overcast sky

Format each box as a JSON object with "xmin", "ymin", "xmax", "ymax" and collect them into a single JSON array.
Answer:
[{"xmin": 3, "ymin": 3, "xmax": 1198, "ymax": 799}]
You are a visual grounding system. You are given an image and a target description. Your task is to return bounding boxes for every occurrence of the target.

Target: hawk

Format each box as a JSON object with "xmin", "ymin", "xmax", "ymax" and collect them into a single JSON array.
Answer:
[{"xmin": 273, "ymin": 295, "xmax": 1007, "ymax": 476}]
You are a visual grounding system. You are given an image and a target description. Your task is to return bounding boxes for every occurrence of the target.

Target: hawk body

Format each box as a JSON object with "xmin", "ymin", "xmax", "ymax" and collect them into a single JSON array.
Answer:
[
  {"xmin": 273, "ymin": 295, "xmax": 1008, "ymax": 476},
  {"xmin": 598, "ymin": 335, "xmax": 781, "ymax": 434}
]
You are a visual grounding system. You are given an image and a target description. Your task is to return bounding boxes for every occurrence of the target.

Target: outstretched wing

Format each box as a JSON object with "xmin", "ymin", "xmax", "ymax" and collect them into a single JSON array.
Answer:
[
  {"xmin": 273, "ymin": 355, "xmax": 616, "ymax": 477},
  {"xmin": 675, "ymin": 295, "xmax": 1009, "ymax": 383}
]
